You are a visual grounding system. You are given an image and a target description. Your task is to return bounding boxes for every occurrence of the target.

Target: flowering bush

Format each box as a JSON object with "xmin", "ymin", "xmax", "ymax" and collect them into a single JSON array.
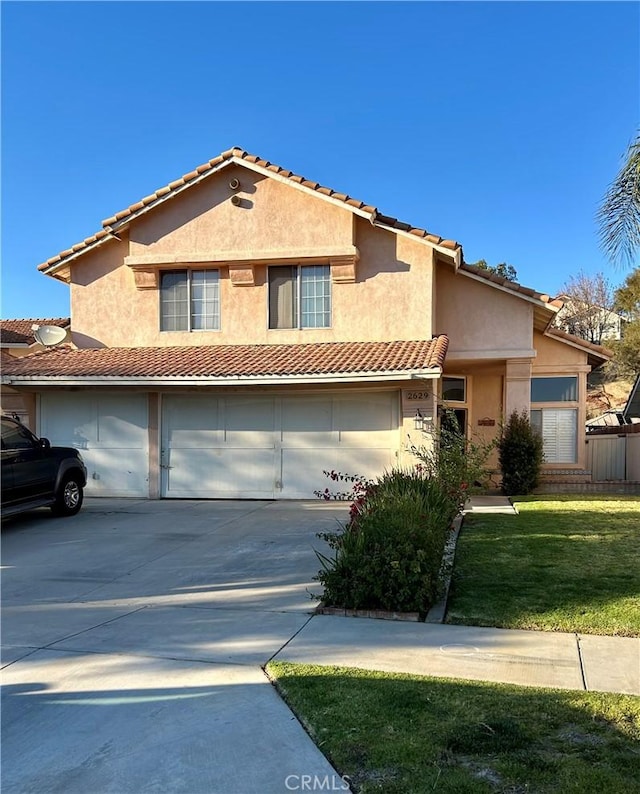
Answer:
[
  {"xmin": 314, "ymin": 468, "xmax": 457, "ymax": 613},
  {"xmin": 313, "ymin": 412, "xmax": 495, "ymax": 614}
]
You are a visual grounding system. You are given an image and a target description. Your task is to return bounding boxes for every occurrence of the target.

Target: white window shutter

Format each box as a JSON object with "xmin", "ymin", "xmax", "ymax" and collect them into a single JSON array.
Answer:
[{"xmin": 542, "ymin": 409, "xmax": 577, "ymax": 464}]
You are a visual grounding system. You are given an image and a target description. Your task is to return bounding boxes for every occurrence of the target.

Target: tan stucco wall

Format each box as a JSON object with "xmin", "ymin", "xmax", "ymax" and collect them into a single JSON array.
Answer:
[
  {"xmin": 129, "ymin": 166, "xmax": 353, "ymax": 256},
  {"xmin": 467, "ymin": 367, "xmax": 503, "ymax": 468},
  {"xmin": 70, "ymin": 236, "xmax": 135, "ymax": 348},
  {"xmin": 533, "ymin": 331, "xmax": 587, "ymax": 369},
  {"xmin": 435, "ymin": 265, "xmax": 533, "ymax": 356},
  {"xmin": 69, "ymin": 170, "xmax": 435, "ymax": 348}
]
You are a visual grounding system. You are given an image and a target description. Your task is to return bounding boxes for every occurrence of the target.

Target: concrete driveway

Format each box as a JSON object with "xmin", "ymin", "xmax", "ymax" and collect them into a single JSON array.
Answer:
[{"xmin": 1, "ymin": 498, "xmax": 348, "ymax": 794}]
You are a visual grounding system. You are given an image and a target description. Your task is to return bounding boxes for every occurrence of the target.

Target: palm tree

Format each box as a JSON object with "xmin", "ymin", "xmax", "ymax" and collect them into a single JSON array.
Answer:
[{"xmin": 598, "ymin": 133, "xmax": 640, "ymax": 267}]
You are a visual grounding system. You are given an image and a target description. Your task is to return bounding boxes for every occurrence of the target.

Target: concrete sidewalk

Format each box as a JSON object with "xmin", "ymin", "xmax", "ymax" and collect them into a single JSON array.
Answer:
[
  {"xmin": 464, "ymin": 495, "xmax": 518, "ymax": 514},
  {"xmin": 273, "ymin": 615, "xmax": 640, "ymax": 695}
]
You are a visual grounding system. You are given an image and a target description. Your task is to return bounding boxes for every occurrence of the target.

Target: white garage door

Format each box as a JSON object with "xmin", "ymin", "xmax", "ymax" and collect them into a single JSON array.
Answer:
[
  {"xmin": 39, "ymin": 392, "xmax": 149, "ymax": 497},
  {"xmin": 161, "ymin": 392, "xmax": 399, "ymax": 499}
]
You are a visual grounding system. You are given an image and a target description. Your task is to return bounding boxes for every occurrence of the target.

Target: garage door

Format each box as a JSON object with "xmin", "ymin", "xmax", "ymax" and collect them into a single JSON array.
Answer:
[
  {"xmin": 161, "ymin": 392, "xmax": 399, "ymax": 499},
  {"xmin": 39, "ymin": 393, "xmax": 149, "ymax": 497}
]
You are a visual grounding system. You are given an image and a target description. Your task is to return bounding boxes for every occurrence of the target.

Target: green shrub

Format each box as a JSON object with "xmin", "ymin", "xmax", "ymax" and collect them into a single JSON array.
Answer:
[
  {"xmin": 408, "ymin": 408, "xmax": 496, "ymax": 511},
  {"xmin": 315, "ymin": 469, "xmax": 456, "ymax": 613},
  {"xmin": 498, "ymin": 410, "xmax": 544, "ymax": 495}
]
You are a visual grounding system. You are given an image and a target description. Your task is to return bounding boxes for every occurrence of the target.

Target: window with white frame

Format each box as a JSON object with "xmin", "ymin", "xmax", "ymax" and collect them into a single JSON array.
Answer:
[
  {"xmin": 160, "ymin": 270, "xmax": 220, "ymax": 331},
  {"xmin": 530, "ymin": 376, "xmax": 578, "ymax": 464},
  {"xmin": 268, "ymin": 265, "xmax": 331, "ymax": 329}
]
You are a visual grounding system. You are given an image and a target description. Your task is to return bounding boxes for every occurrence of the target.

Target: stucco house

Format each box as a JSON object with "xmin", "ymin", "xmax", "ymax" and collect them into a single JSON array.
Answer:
[
  {"xmin": 554, "ymin": 296, "xmax": 626, "ymax": 344},
  {"xmin": 1, "ymin": 147, "xmax": 610, "ymax": 498}
]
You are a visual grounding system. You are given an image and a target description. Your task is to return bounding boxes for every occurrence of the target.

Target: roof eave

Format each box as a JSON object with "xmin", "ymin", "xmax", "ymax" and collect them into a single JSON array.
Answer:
[{"xmin": 1, "ymin": 368, "xmax": 443, "ymax": 388}]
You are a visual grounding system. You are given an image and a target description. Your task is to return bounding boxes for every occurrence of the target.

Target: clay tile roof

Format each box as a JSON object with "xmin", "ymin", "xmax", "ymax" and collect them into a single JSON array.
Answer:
[
  {"xmin": 38, "ymin": 146, "xmax": 462, "ymax": 272},
  {"xmin": 1, "ymin": 338, "xmax": 448, "ymax": 379},
  {"xmin": 545, "ymin": 328, "xmax": 613, "ymax": 360},
  {"xmin": 0, "ymin": 318, "xmax": 70, "ymax": 346},
  {"xmin": 458, "ymin": 262, "xmax": 558, "ymax": 306}
]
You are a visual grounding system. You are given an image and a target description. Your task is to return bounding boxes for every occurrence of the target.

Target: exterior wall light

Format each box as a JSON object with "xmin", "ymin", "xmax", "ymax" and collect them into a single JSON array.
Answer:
[{"xmin": 414, "ymin": 410, "xmax": 433, "ymax": 432}]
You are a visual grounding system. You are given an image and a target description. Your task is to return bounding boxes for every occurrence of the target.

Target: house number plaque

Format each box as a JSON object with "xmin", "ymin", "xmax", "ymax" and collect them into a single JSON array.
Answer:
[{"xmin": 406, "ymin": 391, "xmax": 430, "ymax": 401}]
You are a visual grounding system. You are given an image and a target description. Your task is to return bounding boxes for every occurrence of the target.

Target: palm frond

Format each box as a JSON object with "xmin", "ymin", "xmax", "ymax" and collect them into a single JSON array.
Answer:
[{"xmin": 597, "ymin": 133, "xmax": 640, "ymax": 267}]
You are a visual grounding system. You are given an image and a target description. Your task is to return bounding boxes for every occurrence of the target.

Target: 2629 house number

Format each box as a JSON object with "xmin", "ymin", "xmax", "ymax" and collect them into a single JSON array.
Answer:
[{"xmin": 406, "ymin": 391, "xmax": 429, "ymax": 401}]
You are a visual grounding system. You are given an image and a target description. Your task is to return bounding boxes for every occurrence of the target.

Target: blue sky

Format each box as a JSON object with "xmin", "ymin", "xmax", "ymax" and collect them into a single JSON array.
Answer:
[{"xmin": 2, "ymin": 1, "xmax": 638, "ymax": 319}]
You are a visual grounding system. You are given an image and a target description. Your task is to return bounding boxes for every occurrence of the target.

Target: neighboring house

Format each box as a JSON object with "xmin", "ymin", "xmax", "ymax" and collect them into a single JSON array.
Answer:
[
  {"xmin": 1, "ymin": 147, "xmax": 611, "ymax": 498},
  {"xmin": 554, "ymin": 296, "xmax": 626, "ymax": 344},
  {"xmin": 0, "ymin": 318, "xmax": 70, "ymax": 425}
]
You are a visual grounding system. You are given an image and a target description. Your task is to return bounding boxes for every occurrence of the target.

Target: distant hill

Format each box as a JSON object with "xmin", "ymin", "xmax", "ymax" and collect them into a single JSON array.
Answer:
[{"xmin": 586, "ymin": 378, "xmax": 633, "ymax": 420}]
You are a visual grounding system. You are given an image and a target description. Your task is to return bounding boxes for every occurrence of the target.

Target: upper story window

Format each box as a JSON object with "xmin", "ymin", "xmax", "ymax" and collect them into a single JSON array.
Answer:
[
  {"xmin": 160, "ymin": 270, "xmax": 220, "ymax": 332},
  {"xmin": 268, "ymin": 265, "xmax": 331, "ymax": 329},
  {"xmin": 531, "ymin": 377, "xmax": 577, "ymax": 402}
]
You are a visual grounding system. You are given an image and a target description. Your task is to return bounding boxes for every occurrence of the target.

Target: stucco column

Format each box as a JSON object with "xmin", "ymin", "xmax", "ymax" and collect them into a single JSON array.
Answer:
[{"xmin": 504, "ymin": 358, "xmax": 532, "ymax": 419}]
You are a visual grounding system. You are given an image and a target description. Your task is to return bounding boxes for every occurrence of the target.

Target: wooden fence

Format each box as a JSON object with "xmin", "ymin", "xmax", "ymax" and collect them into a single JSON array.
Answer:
[{"xmin": 586, "ymin": 424, "xmax": 640, "ymax": 482}]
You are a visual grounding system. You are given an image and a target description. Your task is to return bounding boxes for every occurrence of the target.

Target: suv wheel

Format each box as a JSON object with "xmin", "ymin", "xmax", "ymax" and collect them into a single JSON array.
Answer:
[{"xmin": 52, "ymin": 474, "xmax": 84, "ymax": 516}]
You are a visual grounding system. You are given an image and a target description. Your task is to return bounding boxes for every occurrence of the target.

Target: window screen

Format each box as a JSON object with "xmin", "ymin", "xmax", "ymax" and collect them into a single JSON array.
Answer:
[{"xmin": 161, "ymin": 270, "xmax": 219, "ymax": 331}]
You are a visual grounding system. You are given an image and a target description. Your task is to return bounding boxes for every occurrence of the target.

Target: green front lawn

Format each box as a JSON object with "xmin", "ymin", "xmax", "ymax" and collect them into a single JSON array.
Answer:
[
  {"xmin": 268, "ymin": 662, "xmax": 640, "ymax": 794},
  {"xmin": 447, "ymin": 496, "xmax": 640, "ymax": 636}
]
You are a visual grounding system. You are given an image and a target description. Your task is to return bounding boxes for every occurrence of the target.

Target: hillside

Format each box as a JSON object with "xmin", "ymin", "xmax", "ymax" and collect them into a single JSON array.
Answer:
[{"xmin": 586, "ymin": 378, "xmax": 633, "ymax": 420}]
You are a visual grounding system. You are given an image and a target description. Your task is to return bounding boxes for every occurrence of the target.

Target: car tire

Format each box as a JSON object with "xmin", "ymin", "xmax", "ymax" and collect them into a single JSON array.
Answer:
[{"xmin": 51, "ymin": 473, "xmax": 84, "ymax": 516}]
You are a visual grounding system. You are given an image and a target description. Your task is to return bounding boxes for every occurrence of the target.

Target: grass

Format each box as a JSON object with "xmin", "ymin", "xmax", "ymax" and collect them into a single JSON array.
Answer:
[
  {"xmin": 446, "ymin": 495, "xmax": 640, "ymax": 636},
  {"xmin": 267, "ymin": 662, "xmax": 640, "ymax": 794}
]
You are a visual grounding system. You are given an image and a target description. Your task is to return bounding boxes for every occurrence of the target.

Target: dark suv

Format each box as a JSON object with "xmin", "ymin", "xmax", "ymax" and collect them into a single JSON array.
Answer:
[{"xmin": 1, "ymin": 415, "xmax": 87, "ymax": 519}]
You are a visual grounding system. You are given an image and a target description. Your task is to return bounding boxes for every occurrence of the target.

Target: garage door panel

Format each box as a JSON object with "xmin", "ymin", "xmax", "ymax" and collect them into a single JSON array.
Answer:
[
  {"xmin": 41, "ymin": 396, "xmax": 97, "ymax": 447},
  {"xmin": 281, "ymin": 399, "xmax": 333, "ymax": 446},
  {"xmin": 162, "ymin": 392, "xmax": 399, "ymax": 500},
  {"xmin": 214, "ymin": 449, "xmax": 275, "ymax": 493},
  {"xmin": 335, "ymin": 448, "xmax": 397, "ymax": 480},
  {"xmin": 335, "ymin": 395, "xmax": 396, "ymax": 432},
  {"xmin": 40, "ymin": 393, "xmax": 148, "ymax": 497},
  {"xmin": 281, "ymin": 448, "xmax": 337, "ymax": 498},
  {"xmin": 166, "ymin": 449, "xmax": 222, "ymax": 494},
  {"xmin": 224, "ymin": 398, "xmax": 275, "ymax": 446},
  {"xmin": 166, "ymin": 448, "xmax": 274, "ymax": 497},
  {"xmin": 338, "ymin": 430, "xmax": 395, "ymax": 447},
  {"xmin": 95, "ymin": 395, "xmax": 148, "ymax": 447},
  {"xmin": 164, "ymin": 396, "xmax": 221, "ymax": 448},
  {"xmin": 82, "ymin": 449, "xmax": 148, "ymax": 495}
]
